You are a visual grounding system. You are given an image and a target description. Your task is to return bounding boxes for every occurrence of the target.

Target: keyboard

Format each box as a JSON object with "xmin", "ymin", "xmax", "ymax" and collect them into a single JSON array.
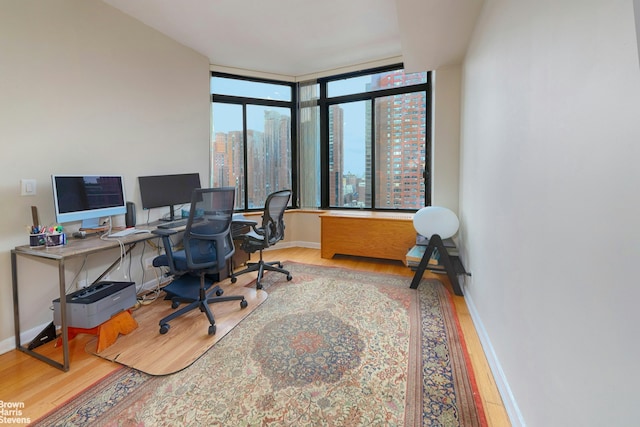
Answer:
[
  {"xmin": 107, "ymin": 228, "xmax": 151, "ymax": 238},
  {"xmin": 157, "ymin": 219, "xmax": 189, "ymax": 229}
]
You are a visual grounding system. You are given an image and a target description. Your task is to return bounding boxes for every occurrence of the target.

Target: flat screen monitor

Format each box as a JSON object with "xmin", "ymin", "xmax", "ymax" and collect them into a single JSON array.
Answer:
[
  {"xmin": 138, "ymin": 173, "xmax": 201, "ymax": 221},
  {"xmin": 52, "ymin": 175, "xmax": 127, "ymax": 229}
]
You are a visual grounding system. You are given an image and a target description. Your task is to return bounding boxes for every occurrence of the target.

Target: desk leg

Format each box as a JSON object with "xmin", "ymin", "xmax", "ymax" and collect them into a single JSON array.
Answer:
[
  {"xmin": 11, "ymin": 251, "xmax": 20, "ymax": 350},
  {"xmin": 12, "ymin": 252, "xmax": 70, "ymax": 371},
  {"xmin": 58, "ymin": 258, "xmax": 70, "ymax": 371}
]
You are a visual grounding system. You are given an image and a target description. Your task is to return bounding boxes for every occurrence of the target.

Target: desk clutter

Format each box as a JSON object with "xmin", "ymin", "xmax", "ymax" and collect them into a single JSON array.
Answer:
[{"xmin": 28, "ymin": 224, "xmax": 66, "ymax": 248}]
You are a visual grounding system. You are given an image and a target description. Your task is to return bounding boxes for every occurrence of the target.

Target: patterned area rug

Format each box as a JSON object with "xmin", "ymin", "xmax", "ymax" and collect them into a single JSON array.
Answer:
[{"xmin": 33, "ymin": 262, "xmax": 486, "ymax": 427}]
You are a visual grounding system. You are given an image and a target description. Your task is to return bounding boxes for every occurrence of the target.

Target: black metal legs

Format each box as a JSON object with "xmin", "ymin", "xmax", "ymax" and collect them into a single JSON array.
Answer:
[{"xmin": 409, "ymin": 234, "xmax": 464, "ymax": 296}]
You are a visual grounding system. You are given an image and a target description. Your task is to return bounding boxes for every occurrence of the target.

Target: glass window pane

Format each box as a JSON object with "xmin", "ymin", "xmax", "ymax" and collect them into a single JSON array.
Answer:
[
  {"xmin": 328, "ymin": 69, "xmax": 427, "ymax": 97},
  {"xmin": 211, "ymin": 76, "xmax": 291, "ymax": 102},
  {"xmin": 246, "ymin": 105, "xmax": 292, "ymax": 208},
  {"xmin": 299, "ymin": 81, "xmax": 319, "ymax": 103},
  {"xmin": 299, "ymin": 104, "xmax": 320, "ymax": 208},
  {"xmin": 211, "ymin": 103, "xmax": 245, "ymax": 209},
  {"xmin": 374, "ymin": 92, "xmax": 426, "ymax": 209},
  {"xmin": 299, "ymin": 81, "xmax": 320, "ymax": 208},
  {"xmin": 329, "ymin": 101, "xmax": 372, "ymax": 208}
]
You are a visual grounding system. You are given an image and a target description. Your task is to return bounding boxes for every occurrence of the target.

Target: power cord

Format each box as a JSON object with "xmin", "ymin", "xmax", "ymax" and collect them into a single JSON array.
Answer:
[{"xmin": 98, "ymin": 216, "xmax": 129, "ymax": 280}]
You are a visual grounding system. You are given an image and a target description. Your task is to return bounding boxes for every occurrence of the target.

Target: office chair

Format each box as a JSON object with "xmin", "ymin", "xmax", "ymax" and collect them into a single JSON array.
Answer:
[
  {"xmin": 231, "ymin": 189, "xmax": 292, "ymax": 289},
  {"xmin": 152, "ymin": 187, "xmax": 247, "ymax": 335}
]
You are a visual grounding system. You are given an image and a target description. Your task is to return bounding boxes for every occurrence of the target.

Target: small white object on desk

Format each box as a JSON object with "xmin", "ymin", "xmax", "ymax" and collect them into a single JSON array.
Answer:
[{"xmin": 107, "ymin": 228, "xmax": 151, "ymax": 238}]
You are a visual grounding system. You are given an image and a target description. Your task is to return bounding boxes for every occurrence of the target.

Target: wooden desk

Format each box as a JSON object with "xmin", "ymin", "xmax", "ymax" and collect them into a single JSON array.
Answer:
[
  {"xmin": 319, "ymin": 211, "xmax": 415, "ymax": 265},
  {"xmin": 11, "ymin": 229, "xmax": 158, "ymax": 371}
]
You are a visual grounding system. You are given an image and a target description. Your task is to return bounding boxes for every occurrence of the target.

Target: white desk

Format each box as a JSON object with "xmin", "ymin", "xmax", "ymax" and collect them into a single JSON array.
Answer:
[{"xmin": 11, "ymin": 228, "xmax": 158, "ymax": 371}]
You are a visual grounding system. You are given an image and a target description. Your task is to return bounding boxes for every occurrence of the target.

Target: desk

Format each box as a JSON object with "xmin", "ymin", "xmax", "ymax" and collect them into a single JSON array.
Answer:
[
  {"xmin": 11, "ymin": 228, "xmax": 158, "ymax": 371},
  {"xmin": 12, "ymin": 216, "xmax": 255, "ymax": 371}
]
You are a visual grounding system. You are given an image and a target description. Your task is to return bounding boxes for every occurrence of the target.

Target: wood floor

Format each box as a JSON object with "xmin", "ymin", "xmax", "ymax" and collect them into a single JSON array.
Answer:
[{"xmin": 0, "ymin": 247, "xmax": 510, "ymax": 426}]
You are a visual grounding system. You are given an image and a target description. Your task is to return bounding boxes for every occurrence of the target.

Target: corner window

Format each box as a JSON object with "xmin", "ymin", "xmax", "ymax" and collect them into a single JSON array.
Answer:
[
  {"xmin": 300, "ymin": 66, "xmax": 430, "ymax": 210},
  {"xmin": 211, "ymin": 74, "xmax": 295, "ymax": 210}
]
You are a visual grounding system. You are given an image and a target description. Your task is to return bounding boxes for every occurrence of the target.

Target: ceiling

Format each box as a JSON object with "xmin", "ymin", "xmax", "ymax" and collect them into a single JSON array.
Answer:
[{"xmin": 102, "ymin": 0, "xmax": 484, "ymax": 78}]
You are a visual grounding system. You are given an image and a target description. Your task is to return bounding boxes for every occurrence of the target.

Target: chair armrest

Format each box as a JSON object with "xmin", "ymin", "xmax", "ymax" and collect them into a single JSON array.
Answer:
[
  {"xmin": 232, "ymin": 214, "xmax": 258, "ymax": 227},
  {"xmin": 152, "ymin": 228, "xmax": 178, "ymax": 237},
  {"xmin": 232, "ymin": 214, "xmax": 264, "ymax": 236},
  {"xmin": 250, "ymin": 223, "xmax": 266, "ymax": 236}
]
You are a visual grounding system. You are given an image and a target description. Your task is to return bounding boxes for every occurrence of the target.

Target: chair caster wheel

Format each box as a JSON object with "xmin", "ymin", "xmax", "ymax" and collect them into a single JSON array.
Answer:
[
  {"xmin": 256, "ymin": 282, "xmax": 263, "ymax": 290},
  {"xmin": 171, "ymin": 301, "xmax": 180, "ymax": 309},
  {"xmin": 208, "ymin": 325, "xmax": 216, "ymax": 335},
  {"xmin": 286, "ymin": 274, "xmax": 292, "ymax": 281},
  {"xmin": 159, "ymin": 324, "xmax": 170, "ymax": 334},
  {"xmin": 240, "ymin": 300, "xmax": 248, "ymax": 309},
  {"xmin": 216, "ymin": 288, "xmax": 224, "ymax": 296},
  {"xmin": 231, "ymin": 276, "xmax": 237, "ymax": 283}
]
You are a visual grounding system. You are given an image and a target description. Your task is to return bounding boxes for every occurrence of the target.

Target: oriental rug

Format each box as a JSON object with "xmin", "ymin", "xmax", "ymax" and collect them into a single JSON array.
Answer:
[{"xmin": 33, "ymin": 262, "xmax": 487, "ymax": 427}]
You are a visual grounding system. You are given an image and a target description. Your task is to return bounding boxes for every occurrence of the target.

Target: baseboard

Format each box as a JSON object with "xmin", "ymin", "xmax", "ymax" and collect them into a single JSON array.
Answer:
[
  {"xmin": 462, "ymin": 288, "xmax": 526, "ymax": 427},
  {"xmin": 263, "ymin": 240, "xmax": 320, "ymax": 250}
]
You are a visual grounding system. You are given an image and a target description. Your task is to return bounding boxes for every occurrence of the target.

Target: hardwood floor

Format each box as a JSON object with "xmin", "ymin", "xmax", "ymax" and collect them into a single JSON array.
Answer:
[{"xmin": 0, "ymin": 247, "xmax": 510, "ymax": 426}]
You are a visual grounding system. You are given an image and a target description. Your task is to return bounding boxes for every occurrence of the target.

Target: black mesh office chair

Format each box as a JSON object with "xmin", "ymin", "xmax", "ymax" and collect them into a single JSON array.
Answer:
[
  {"xmin": 231, "ymin": 189, "xmax": 292, "ymax": 289},
  {"xmin": 152, "ymin": 187, "xmax": 247, "ymax": 335}
]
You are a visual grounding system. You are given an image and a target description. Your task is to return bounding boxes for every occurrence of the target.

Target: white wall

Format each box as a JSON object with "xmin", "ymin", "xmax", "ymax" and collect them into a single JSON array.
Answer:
[
  {"xmin": 432, "ymin": 65, "xmax": 461, "ymax": 213},
  {"xmin": 0, "ymin": 0, "xmax": 210, "ymax": 349},
  {"xmin": 459, "ymin": 0, "xmax": 640, "ymax": 425}
]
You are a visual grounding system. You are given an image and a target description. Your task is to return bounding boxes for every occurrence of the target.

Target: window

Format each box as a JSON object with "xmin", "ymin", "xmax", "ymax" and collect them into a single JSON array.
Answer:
[
  {"xmin": 303, "ymin": 66, "xmax": 429, "ymax": 210},
  {"xmin": 212, "ymin": 65, "xmax": 429, "ymax": 212},
  {"xmin": 211, "ymin": 74, "xmax": 295, "ymax": 210}
]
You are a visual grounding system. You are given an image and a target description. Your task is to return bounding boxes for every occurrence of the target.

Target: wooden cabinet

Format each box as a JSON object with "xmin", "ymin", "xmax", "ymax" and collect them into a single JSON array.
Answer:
[{"xmin": 319, "ymin": 212, "xmax": 415, "ymax": 265}]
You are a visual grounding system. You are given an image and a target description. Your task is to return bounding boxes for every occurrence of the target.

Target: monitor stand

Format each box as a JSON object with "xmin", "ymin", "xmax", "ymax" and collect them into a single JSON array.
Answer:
[
  {"xmin": 159, "ymin": 205, "xmax": 178, "ymax": 222},
  {"xmin": 79, "ymin": 217, "xmax": 108, "ymax": 232}
]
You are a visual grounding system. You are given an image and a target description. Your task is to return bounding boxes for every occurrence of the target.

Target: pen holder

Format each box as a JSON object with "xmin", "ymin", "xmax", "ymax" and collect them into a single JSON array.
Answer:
[
  {"xmin": 29, "ymin": 233, "xmax": 46, "ymax": 248},
  {"xmin": 45, "ymin": 233, "xmax": 66, "ymax": 247}
]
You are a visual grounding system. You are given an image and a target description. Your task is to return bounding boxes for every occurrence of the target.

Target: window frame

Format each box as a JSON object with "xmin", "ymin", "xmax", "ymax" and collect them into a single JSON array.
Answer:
[
  {"xmin": 317, "ymin": 64, "xmax": 431, "ymax": 211},
  {"xmin": 211, "ymin": 72, "xmax": 298, "ymax": 211},
  {"xmin": 210, "ymin": 65, "xmax": 431, "ymax": 212}
]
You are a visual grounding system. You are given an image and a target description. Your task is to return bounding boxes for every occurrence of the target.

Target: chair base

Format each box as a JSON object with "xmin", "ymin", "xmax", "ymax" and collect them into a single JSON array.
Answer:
[
  {"xmin": 159, "ymin": 278, "xmax": 247, "ymax": 335},
  {"xmin": 231, "ymin": 258, "xmax": 292, "ymax": 289}
]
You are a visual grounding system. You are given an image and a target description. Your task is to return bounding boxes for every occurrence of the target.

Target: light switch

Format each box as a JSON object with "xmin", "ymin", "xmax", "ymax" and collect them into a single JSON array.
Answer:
[{"xmin": 21, "ymin": 179, "xmax": 37, "ymax": 196}]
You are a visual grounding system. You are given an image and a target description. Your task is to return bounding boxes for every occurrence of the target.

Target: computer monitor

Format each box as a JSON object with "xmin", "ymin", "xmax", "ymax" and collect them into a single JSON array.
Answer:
[
  {"xmin": 52, "ymin": 175, "xmax": 127, "ymax": 229},
  {"xmin": 138, "ymin": 173, "xmax": 201, "ymax": 221}
]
